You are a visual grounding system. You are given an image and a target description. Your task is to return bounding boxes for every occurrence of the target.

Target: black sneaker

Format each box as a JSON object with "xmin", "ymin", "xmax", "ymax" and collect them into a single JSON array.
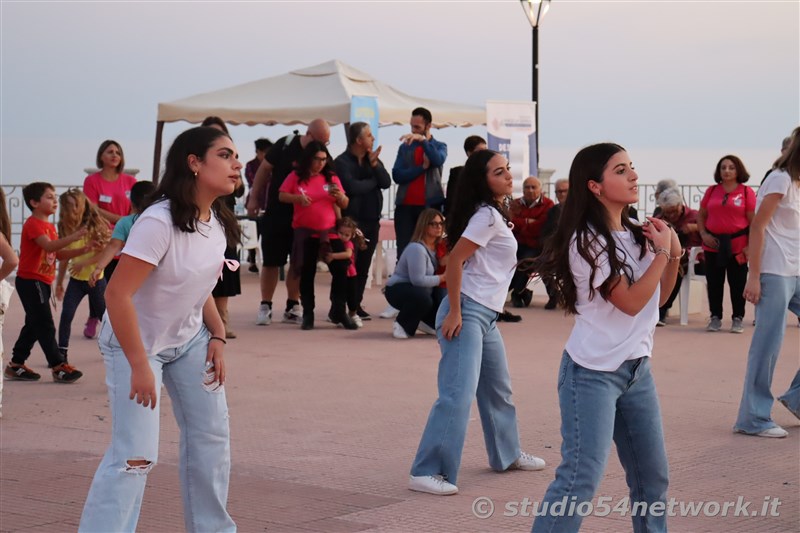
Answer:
[
  {"xmin": 330, "ymin": 311, "xmax": 358, "ymax": 330},
  {"xmin": 510, "ymin": 292, "xmax": 525, "ymax": 308},
  {"xmin": 544, "ymin": 298, "xmax": 557, "ymax": 310},
  {"xmin": 356, "ymin": 307, "xmax": 372, "ymax": 321},
  {"xmin": 4, "ymin": 363, "xmax": 41, "ymax": 381},
  {"xmin": 51, "ymin": 363, "xmax": 83, "ymax": 383},
  {"xmin": 498, "ymin": 310, "xmax": 522, "ymax": 323},
  {"xmin": 521, "ymin": 288, "xmax": 533, "ymax": 308}
]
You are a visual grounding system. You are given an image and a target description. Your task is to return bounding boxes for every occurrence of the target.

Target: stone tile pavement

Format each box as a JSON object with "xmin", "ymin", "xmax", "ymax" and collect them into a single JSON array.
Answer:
[{"xmin": 1, "ymin": 273, "xmax": 798, "ymax": 532}]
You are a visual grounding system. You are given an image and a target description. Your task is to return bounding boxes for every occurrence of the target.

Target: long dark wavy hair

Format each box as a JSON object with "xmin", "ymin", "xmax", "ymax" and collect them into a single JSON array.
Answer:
[
  {"xmin": 445, "ymin": 149, "xmax": 510, "ymax": 251},
  {"xmin": 774, "ymin": 126, "xmax": 800, "ymax": 182},
  {"xmin": 296, "ymin": 141, "xmax": 334, "ymax": 184},
  {"xmin": 534, "ymin": 143, "xmax": 646, "ymax": 314},
  {"xmin": 146, "ymin": 126, "xmax": 241, "ymax": 247}
]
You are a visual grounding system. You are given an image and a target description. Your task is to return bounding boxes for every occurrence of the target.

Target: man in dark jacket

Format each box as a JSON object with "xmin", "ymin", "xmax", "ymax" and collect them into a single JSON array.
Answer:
[
  {"xmin": 444, "ymin": 135, "xmax": 487, "ymax": 216},
  {"xmin": 335, "ymin": 122, "xmax": 391, "ymax": 320},
  {"xmin": 391, "ymin": 107, "xmax": 447, "ymax": 259}
]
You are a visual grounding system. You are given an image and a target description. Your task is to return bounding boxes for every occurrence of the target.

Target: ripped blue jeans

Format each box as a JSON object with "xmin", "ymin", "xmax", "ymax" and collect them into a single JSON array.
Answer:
[{"xmin": 79, "ymin": 320, "xmax": 235, "ymax": 533}]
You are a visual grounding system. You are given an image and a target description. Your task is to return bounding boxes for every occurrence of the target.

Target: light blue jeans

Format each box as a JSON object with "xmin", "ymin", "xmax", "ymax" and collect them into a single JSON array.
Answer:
[
  {"xmin": 410, "ymin": 294, "xmax": 522, "ymax": 486},
  {"xmin": 79, "ymin": 320, "xmax": 235, "ymax": 533},
  {"xmin": 734, "ymin": 274, "xmax": 800, "ymax": 434},
  {"xmin": 532, "ymin": 352, "xmax": 669, "ymax": 533}
]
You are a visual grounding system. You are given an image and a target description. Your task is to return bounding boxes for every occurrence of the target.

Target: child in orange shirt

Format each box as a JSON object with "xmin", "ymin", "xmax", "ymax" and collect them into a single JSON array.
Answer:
[{"xmin": 5, "ymin": 182, "xmax": 89, "ymax": 383}]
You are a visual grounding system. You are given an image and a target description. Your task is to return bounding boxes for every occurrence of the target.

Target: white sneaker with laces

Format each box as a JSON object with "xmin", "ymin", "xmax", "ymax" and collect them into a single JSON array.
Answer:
[
  {"xmin": 380, "ymin": 305, "xmax": 400, "ymax": 319},
  {"xmin": 256, "ymin": 303, "xmax": 272, "ymax": 326},
  {"xmin": 392, "ymin": 321, "xmax": 409, "ymax": 339},
  {"xmin": 417, "ymin": 322, "xmax": 436, "ymax": 335},
  {"xmin": 408, "ymin": 475, "xmax": 458, "ymax": 495},
  {"xmin": 282, "ymin": 304, "xmax": 303, "ymax": 324},
  {"xmin": 508, "ymin": 452, "xmax": 546, "ymax": 471},
  {"xmin": 351, "ymin": 315, "xmax": 363, "ymax": 328}
]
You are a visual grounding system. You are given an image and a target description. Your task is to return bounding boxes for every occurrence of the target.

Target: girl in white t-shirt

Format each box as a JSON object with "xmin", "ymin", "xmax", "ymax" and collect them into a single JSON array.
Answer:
[
  {"xmin": 531, "ymin": 143, "xmax": 680, "ymax": 533},
  {"xmin": 408, "ymin": 150, "xmax": 546, "ymax": 496},
  {"xmin": 79, "ymin": 126, "xmax": 241, "ymax": 533},
  {"xmin": 736, "ymin": 128, "xmax": 800, "ymax": 438}
]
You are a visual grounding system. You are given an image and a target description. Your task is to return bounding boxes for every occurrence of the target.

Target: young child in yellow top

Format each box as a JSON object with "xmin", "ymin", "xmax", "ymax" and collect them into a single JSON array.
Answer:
[{"xmin": 55, "ymin": 189, "xmax": 110, "ymax": 361}]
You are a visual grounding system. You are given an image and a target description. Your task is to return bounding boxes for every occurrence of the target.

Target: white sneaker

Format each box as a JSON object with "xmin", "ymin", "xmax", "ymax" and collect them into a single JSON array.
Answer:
[
  {"xmin": 380, "ymin": 305, "xmax": 400, "ymax": 319},
  {"xmin": 417, "ymin": 322, "xmax": 436, "ymax": 335},
  {"xmin": 756, "ymin": 427, "xmax": 789, "ymax": 438},
  {"xmin": 282, "ymin": 304, "xmax": 302, "ymax": 324},
  {"xmin": 256, "ymin": 303, "xmax": 272, "ymax": 325},
  {"xmin": 392, "ymin": 321, "xmax": 409, "ymax": 339},
  {"xmin": 408, "ymin": 475, "xmax": 458, "ymax": 495},
  {"xmin": 508, "ymin": 452, "xmax": 546, "ymax": 471},
  {"xmin": 351, "ymin": 315, "xmax": 363, "ymax": 328},
  {"xmin": 735, "ymin": 426, "xmax": 789, "ymax": 438}
]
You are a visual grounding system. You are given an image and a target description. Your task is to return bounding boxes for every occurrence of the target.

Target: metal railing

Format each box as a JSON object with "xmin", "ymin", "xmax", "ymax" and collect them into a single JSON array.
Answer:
[{"xmin": 1, "ymin": 182, "xmax": 751, "ymax": 251}]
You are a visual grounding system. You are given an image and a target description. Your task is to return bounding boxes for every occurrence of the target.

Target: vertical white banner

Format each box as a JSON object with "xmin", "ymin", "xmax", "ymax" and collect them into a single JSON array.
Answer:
[
  {"xmin": 350, "ymin": 95, "xmax": 380, "ymax": 146},
  {"xmin": 486, "ymin": 100, "xmax": 537, "ymax": 197}
]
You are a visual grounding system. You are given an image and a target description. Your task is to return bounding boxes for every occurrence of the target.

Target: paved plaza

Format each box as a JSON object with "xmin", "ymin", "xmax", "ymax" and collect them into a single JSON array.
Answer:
[{"xmin": 1, "ymin": 273, "xmax": 798, "ymax": 532}]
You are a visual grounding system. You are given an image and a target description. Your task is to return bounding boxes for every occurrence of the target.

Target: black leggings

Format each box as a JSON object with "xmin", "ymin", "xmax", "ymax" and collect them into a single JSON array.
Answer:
[
  {"xmin": 704, "ymin": 251, "xmax": 748, "ymax": 319},
  {"xmin": 299, "ymin": 237, "xmax": 349, "ymax": 317}
]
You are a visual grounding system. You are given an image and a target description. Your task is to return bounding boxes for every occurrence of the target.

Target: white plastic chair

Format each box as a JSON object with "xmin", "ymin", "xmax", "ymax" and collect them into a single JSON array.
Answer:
[
  {"xmin": 238, "ymin": 219, "xmax": 260, "ymax": 265},
  {"xmin": 679, "ymin": 247, "xmax": 706, "ymax": 325}
]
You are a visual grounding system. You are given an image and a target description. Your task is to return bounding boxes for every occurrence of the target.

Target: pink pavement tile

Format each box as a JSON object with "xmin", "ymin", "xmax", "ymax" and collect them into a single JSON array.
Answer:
[{"xmin": 1, "ymin": 274, "xmax": 798, "ymax": 532}]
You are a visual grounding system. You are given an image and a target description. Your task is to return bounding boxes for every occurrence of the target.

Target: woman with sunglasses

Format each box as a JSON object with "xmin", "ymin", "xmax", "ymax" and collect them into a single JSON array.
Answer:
[
  {"xmin": 278, "ymin": 141, "xmax": 354, "ymax": 331},
  {"xmin": 384, "ymin": 208, "xmax": 447, "ymax": 339},
  {"xmin": 697, "ymin": 155, "xmax": 756, "ymax": 333}
]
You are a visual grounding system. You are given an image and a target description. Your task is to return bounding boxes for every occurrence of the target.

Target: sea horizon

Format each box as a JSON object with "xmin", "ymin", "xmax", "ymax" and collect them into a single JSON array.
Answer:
[{"xmin": 0, "ymin": 122, "xmax": 784, "ymax": 190}]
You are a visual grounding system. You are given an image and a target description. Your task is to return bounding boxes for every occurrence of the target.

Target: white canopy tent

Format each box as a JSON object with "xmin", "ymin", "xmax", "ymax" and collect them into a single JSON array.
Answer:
[{"xmin": 153, "ymin": 60, "xmax": 485, "ymax": 179}]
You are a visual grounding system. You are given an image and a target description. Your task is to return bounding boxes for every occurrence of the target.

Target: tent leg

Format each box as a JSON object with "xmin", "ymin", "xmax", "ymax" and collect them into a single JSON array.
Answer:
[{"xmin": 152, "ymin": 121, "xmax": 164, "ymax": 185}]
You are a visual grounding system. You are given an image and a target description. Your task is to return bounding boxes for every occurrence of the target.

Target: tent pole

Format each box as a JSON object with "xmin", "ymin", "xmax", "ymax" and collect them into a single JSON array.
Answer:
[{"xmin": 152, "ymin": 121, "xmax": 165, "ymax": 185}]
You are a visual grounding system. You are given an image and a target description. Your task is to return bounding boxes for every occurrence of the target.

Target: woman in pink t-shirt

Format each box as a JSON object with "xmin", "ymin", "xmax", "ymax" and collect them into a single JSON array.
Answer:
[
  {"xmin": 279, "ymin": 141, "xmax": 355, "ymax": 331},
  {"xmin": 697, "ymin": 155, "xmax": 756, "ymax": 333},
  {"xmin": 83, "ymin": 140, "xmax": 137, "ymax": 282}
]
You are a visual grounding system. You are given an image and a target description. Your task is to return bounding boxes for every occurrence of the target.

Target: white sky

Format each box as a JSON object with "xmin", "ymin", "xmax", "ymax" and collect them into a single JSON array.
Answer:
[{"xmin": 1, "ymin": 0, "xmax": 798, "ymax": 186}]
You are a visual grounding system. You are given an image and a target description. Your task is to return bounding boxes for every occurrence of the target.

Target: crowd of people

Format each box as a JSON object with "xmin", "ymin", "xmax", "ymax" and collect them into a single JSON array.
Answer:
[{"xmin": 0, "ymin": 114, "xmax": 797, "ymax": 532}]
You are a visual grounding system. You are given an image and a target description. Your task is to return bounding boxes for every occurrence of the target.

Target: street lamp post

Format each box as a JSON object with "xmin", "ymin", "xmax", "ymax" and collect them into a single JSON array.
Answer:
[{"xmin": 520, "ymin": 0, "xmax": 551, "ymax": 171}]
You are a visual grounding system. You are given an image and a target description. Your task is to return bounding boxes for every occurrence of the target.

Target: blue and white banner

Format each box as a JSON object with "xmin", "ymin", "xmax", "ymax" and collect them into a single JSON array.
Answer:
[
  {"xmin": 486, "ymin": 100, "xmax": 537, "ymax": 196},
  {"xmin": 350, "ymin": 95, "xmax": 380, "ymax": 146}
]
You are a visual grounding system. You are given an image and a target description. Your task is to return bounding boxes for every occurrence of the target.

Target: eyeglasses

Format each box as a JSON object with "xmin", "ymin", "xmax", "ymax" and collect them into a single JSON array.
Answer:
[
  {"xmin": 722, "ymin": 193, "xmax": 730, "ymax": 206},
  {"xmin": 555, "ymin": 189, "xmax": 568, "ymax": 194},
  {"xmin": 312, "ymin": 156, "xmax": 327, "ymax": 163},
  {"xmin": 428, "ymin": 221, "xmax": 444, "ymax": 227},
  {"xmin": 523, "ymin": 185, "xmax": 538, "ymax": 190}
]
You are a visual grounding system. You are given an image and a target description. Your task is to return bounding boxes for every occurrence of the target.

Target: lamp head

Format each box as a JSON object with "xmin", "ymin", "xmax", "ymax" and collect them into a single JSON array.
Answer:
[{"xmin": 520, "ymin": 0, "xmax": 551, "ymax": 28}]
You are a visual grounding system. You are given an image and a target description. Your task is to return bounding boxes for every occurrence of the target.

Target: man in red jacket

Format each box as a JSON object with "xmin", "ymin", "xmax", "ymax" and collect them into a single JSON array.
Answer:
[{"xmin": 509, "ymin": 176, "xmax": 554, "ymax": 308}]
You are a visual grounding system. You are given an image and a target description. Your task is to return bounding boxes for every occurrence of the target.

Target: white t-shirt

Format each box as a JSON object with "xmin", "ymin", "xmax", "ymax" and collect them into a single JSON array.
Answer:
[
  {"xmin": 757, "ymin": 170, "xmax": 800, "ymax": 277},
  {"xmin": 460, "ymin": 205, "xmax": 518, "ymax": 313},
  {"xmin": 120, "ymin": 201, "xmax": 227, "ymax": 355},
  {"xmin": 565, "ymin": 229, "xmax": 659, "ymax": 372}
]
